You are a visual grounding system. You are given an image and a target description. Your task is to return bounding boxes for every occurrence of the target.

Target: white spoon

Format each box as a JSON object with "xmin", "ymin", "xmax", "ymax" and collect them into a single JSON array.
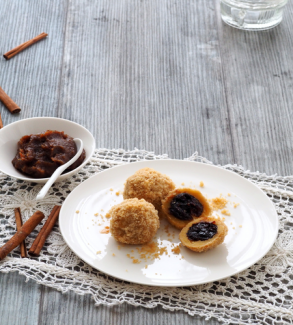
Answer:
[{"xmin": 36, "ymin": 138, "xmax": 84, "ymax": 200}]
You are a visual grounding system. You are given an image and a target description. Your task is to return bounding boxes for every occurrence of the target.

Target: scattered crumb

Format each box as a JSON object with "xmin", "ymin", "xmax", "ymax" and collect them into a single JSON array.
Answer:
[
  {"xmin": 100, "ymin": 226, "xmax": 110, "ymax": 234},
  {"xmin": 239, "ymin": 225, "xmax": 242, "ymax": 228},
  {"xmin": 132, "ymin": 259, "xmax": 141, "ymax": 264},
  {"xmin": 234, "ymin": 203, "xmax": 239, "ymax": 208},
  {"xmin": 221, "ymin": 209, "xmax": 231, "ymax": 216},
  {"xmin": 233, "ymin": 227, "xmax": 235, "ymax": 229},
  {"xmin": 116, "ymin": 191, "xmax": 120, "ymax": 196},
  {"xmin": 125, "ymin": 270, "xmax": 128, "ymax": 272},
  {"xmin": 110, "ymin": 188, "xmax": 113, "ymax": 191},
  {"xmin": 76, "ymin": 210, "xmax": 80, "ymax": 214},
  {"xmin": 211, "ymin": 197, "xmax": 228, "ymax": 210},
  {"xmin": 230, "ymin": 222, "xmax": 233, "ymax": 225},
  {"xmin": 181, "ymin": 182, "xmax": 185, "ymax": 186},
  {"xmin": 126, "ymin": 241, "xmax": 168, "ymax": 264},
  {"xmin": 171, "ymin": 244, "xmax": 181, "ymax": 254},
  {"xmin": 105, "ymin": 213, "xmax": 111, "ymax": 219},
  {"xmin": 145, "ymin": 265, "xmax": 148, "ymax": 269},
  {"xmin": 112, "ymin": 253, "xmax": 115, "ymax": 256},
  {"xmin": 199, "ymin": 181, "xmax": 204, "ymax": 188},
  {"xmin": 228, "ymin": 193, "xmax": 231, "ymax": 196},
  {"xmin": 94, "ymin": 213, "xmax": 99, "ymax": 216},
  {"xmin": 117, "ymin": 245, "xmax": 121, "ymax": 250},
  {"xmin": 96, "ymin": 251, "xmax": 101, "ymax": 254}
]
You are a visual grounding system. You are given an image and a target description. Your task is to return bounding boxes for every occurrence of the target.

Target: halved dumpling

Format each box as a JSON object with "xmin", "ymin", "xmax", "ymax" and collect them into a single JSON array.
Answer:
[
  {"xmin": 179, "ymin": 216, "xmax": 228, "ymax": 252},
  {"xmin": 161, "ymin": 188, "xmax": 212, "ymax": 229}
]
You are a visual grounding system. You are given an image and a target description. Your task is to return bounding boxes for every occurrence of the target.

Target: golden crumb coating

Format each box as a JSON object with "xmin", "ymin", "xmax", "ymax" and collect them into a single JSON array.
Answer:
[
  {"xmin": 109, "ymin": 198, "xmax": 160, "ymax": 245},
  {"xmin": 123, "ymin": 168, "xmax": 175, "ymax": 217},
  {"xmin": 179, "ymin": 216, "xmax": 228, "ymax": 253}
]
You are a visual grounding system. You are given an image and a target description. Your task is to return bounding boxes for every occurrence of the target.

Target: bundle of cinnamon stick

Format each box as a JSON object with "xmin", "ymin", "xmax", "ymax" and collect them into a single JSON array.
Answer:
[{"xmin": 0, "ymin": 205, "xmax": 61, "ymax": 261}]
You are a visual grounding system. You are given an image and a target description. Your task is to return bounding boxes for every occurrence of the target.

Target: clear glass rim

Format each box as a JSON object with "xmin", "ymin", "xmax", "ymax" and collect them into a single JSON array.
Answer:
[{"xmin": 220, "ymin": 0, "xmax": 288, "ymax": 10}]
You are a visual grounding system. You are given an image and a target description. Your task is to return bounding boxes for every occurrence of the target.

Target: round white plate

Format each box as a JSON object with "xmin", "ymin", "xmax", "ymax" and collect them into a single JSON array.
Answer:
[
  {"xmin": 59, "ymin": 160, "xmax": 278, "ymax": 287},
  {"xmin": 0, "ymin": 117, "xmax": 95, "ymax": 183}
]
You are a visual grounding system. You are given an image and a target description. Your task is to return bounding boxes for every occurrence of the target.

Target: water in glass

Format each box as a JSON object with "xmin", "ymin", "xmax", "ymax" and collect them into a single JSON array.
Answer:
[{"xmin": 220, "ymin": 0, "xmax": 288, "ymax": 30}]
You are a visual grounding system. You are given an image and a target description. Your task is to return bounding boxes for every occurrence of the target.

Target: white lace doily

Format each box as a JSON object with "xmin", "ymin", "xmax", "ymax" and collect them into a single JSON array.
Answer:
[{"xmin": 1, "ymin": 149, "xmax": 293, "ymax": 324}]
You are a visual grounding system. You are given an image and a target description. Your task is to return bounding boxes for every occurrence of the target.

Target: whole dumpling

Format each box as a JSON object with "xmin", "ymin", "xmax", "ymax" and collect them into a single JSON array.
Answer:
[
  {"xmin": 108, "ymin": 198, "xmax": 160, "ymax": 244},
  {"xmin": 123, "ymin": 168, "xmax": 175, "ymax": 217}
]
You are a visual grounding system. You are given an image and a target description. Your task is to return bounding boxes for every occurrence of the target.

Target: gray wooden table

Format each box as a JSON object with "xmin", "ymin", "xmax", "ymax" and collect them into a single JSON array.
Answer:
[{"xmin": 1, "ymin": 0, "xmax": 293, "ymax": 324}]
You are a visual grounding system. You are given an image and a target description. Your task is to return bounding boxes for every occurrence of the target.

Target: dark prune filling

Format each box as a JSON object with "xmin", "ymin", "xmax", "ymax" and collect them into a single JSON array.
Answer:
[
  {"xmin": 186, "ymin": 222, "xmax": 218, "ymax": 241},
  {"xmin": 12, "ymin": 130, "xmax": 86, "ymax": 178},
  {"xmin": 169, "ymin": 193, "xmax": 203, "ymax": 221}
]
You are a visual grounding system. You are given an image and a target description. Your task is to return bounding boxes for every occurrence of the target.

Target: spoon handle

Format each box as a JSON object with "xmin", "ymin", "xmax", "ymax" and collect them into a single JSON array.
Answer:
[
  {"xmin": 36, "ymin": 138, "xmax": 83, "ymax": 200},
  {"xmin": 36, "ymin": 165, "xmax": 67, "ymax": 200}
]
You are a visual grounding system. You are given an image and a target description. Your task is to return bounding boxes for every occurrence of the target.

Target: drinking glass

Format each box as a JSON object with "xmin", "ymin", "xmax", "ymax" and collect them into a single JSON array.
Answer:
[{"xmin": 220, "ymin": 0, "xmax": 288, "ymax": 30}]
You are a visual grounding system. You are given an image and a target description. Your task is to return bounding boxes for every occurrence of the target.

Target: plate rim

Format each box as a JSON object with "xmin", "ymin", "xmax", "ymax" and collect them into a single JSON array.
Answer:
[{"xmin": 59, "ymin": 159, "xmax": 279, "ymax": 287}]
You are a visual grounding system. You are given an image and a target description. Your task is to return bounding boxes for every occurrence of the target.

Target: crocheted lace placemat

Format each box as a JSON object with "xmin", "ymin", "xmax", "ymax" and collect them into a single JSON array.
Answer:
[{"xmin": 0, "ymin": 149, "xmax": 292, "ymax": 324}]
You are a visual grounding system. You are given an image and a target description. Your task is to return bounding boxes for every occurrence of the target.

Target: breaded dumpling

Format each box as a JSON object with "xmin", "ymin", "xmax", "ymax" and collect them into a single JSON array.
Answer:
[
  {"xmin": 109, "ymin": 198, "xmax": 160, "ymax": 245},
  {"xmin": 179, "ymin": 216, "xmax": 228, "ymax": 252},
  {"xmin": 123, "ymin": 168, "xmax": 175, "ymax": 217}
]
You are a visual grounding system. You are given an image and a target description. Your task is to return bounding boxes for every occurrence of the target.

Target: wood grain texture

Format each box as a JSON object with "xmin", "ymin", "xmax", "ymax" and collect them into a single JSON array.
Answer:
[
  {"xmin": 0, "ymin": 272, "xmax": 40, "ymax": 325},
  {"xmin": 10, "ymin": 275, "xmax": 220, "ymax": 325},
  {"xmin": 58, "ymin": 0, "xmax": 234, "ymax": 164},
  {"xmin": 1, "ymin": 0, "xmax": 293, "ymax": 324},
  {"xmin": 215, "ymin": 0, "xmax": 293, "ymax": 175},
  {"xmin": 0, "ymin": 0, "xmax": 68, "ymax": 124}
]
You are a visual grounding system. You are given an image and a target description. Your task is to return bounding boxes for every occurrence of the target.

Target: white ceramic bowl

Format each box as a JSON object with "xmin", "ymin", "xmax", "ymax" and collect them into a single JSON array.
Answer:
[{"xmin": 0, "ymin": 117, "xmax": 96, "ymax": 183}]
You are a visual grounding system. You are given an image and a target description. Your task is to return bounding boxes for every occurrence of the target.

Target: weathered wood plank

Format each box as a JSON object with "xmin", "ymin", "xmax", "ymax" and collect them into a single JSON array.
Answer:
[
  {"xmin": 0, "ymin": 272, "xmax": 40, "ymax": 325},
  {"xmin": 0, "ymin": 0, "xmax": 68, "ymax": 126},
  {"xmin": 38, "ymin": 285, "xmax": 220, "ymax": 325},
  {"xmin": 216, "ymin": 0, "xmax": 293, "ymax": 175},
  {"xmin": 58, "ymin": 0, "xmax": 234, "ymax": 164}
]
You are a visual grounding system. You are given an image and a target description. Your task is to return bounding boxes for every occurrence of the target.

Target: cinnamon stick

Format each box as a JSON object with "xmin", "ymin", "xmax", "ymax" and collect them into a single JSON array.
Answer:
[
  {"xmin": 0, "ymin": 112, "xmax": 3, "ymax": 129},
  {"xmin": 0, "ymin": 211, "xmax": 45, "ymax": 260},
  {"xmin": 3, "ymin": 32, "xmax": 48, "ymax": 60},
  {"xmin": 29, "ymin": 205, "xmax": 61, "ymax": 257},
  {"xmin": 14, "ymin": 208, "xmax": 27, "ymax": 258},
  {"xmin": 0, "ymin": 87, "xmax": 21, "ymax": 114}
]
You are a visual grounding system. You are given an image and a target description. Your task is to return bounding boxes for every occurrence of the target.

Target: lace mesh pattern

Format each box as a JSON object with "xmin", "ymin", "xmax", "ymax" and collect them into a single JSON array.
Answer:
[{"xmin": 1, "ymin": 149, "xmax": 293, "ymax": 324}]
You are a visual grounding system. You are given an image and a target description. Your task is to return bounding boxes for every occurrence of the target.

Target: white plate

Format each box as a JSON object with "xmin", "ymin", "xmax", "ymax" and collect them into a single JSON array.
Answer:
[
  {"xmin": 59, "ymin": 160, "xmax": 278, "ymax": 287},
  {"xmin": 0, "ymin": 117, "xmax": 95, "ymax": 183}
]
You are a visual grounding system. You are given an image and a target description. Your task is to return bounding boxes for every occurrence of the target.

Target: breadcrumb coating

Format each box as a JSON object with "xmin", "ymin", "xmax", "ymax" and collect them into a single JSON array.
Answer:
[
  {"xmin": 109, "ymin": 198, "xmax": 160, "ymax": 245},
  {"xmin": 123, "ymin": 168, "xmax": 175, "ymax": 217}
]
